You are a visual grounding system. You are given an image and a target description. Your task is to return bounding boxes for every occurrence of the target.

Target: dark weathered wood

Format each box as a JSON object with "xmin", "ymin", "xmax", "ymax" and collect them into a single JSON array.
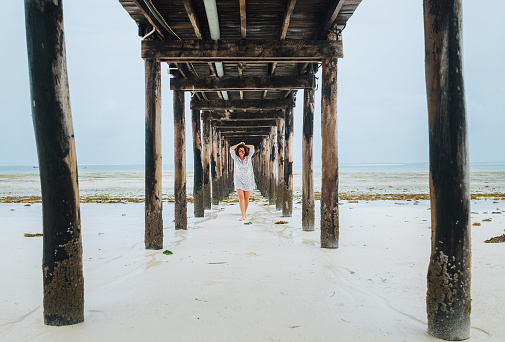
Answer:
[
  {"xmin": 269, "ymin": 126, "xmax": 277, "ymax": 205},
  {"xmin": 191, "ymin": 99, "xmax": 295, "ymax": 111},
  {"xmin": 320, "ymin": 33, "xmax": 339, "ymax": 248},
  {"xmin": 211, "ymin": 123, "xmax": 219, "ymax": 205},
  {"xmin": 171, "ymin": 75, "xmax": 315, "ymax": 91},
  {"xmin": 302, "ymin": 85, "xmax": 315, "ymax": 231},
  {"xmin": 216, "ymin": 132, "xmax": 223, "ymax": 201},
  {"xmin": 315, "ymin": 0, "xmax": 345, "ymax": 39},
  {"xmin": 202, "ymin": 117, "xmax": 212, "ymax": 209},
  {"xmin": 145, "ymin": 59, "xmax": 163, "ymax": 249},
  {"xmin": 276, "ymin": 117, "xmax": 285, "ymax": 211},
  {"xmin": 239, "ymin": 0, "xmax": 246, "ymax": 39},
  {"xmin": 214, "ymin": 120, "xmax": 277, "ymax": 127},
  {"xmin": 183, "ymin": 0, "xmax": 203, "ymax": 39},
  {"xmin": 25, "ymin": 0, "xmax": 83, "ymax": 326},
  {"xmin": 192, "ymin": 109, "xmax": 204, "ymax": 217},
  {"xmin": 142, "ymin": 39, "xmax": 343, "ymax": 62},
  {"xmin": 131, "ymin": 0, "xmax": 171, "ymax": 39},
  {"xmin": 202, "ymin": 111, "xmax": 285, "ymax": 121},
  {"xmin": 280, "ymin": 0, "xmax": 297, "ymax": 40},
  {"xmin": 174, "ymin": 89, "xmax": 187, "ymax": 229},
  {"xmin": 424, "ymin": 1, "xmax": 471, "ymax": 340},
  {"xmin": 282, "ymin": 107, "xmax": 293, "ymax": 217}
]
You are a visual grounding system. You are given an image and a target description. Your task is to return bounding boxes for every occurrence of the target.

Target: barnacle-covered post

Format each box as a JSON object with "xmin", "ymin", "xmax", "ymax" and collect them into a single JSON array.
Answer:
[
  {"xmin": 303, "ymin": 67, "xmax": 315, "ymax": 231},
  {"xmin": 144, "ymin": 58, "xmax": 163, "ymax": 248},
  {"xmin": 192, "ymin": 108, "xmax": 204, "ymax": 217},
  {"xmin": 424, "ymin": 0, "xmax": 471, "ymax": 339},
  {"xmin": 24, "ymin": 0, "xmax": 84, "ymax": 325},
  {"xmin": 202, "ymin": 114, "xmax": 212, "ymax": 209},
  {"xmin": 320, "ymin": 31, "xmax": 339, "ymax": 248},
  {"xmin": 174, "ymin": 89, "xmax": 187, "ymax": 229},
  {"xmin": 276, "ymin": 116, "xmax": 285, "ymax": 211}
]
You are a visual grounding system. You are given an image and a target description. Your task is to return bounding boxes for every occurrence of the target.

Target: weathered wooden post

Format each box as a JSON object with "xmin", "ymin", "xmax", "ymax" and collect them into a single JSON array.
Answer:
[
  {"xmin": 276, "ymin": 116, "xmax": 285, "ymax": 211},
  {"xmin": 25, "ymin": 0, "xmax": 84, "ymax": 325},
  {"xmin": 303, "ymin": 69, "xmax": 315, "ymax": 231},
  {"xmin": 202, "ymin": 115, "xmax": 212, "ymax": 209},
  {"xmin": 174, "ymin": 89, "xmax": 187, "ymax": 229},
  {"xmin": 269, "ymin": 126, "xmax": 277, "ymax": 205},
  {"xmin": 211, "ymin": 122, "xmax": 219, "ymax": 205},
  {"xmin": 216, "ymin": 132, "xmax": 223, "ymax": 201},
  {"xmin": 320, "ymin": 32, "xmax": 339, "ymax": 248},
  {"xmin": 192, "ymin": 108, "xmax": 204, "ymax": 217},
  {"xmin": 283, "ymin": 107, "xmax": 293, "ymax": 217},
  {"xmin": 145, "ymin": 59, "xmax": 163, "ymax": 248},
  {"xmin": 424, "ymin": 1, "xmax": 471, "ymax": 340}
]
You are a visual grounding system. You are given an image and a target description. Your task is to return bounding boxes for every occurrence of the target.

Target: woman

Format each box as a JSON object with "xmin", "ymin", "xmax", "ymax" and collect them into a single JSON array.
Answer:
[{"xmin": 229, "ymin": 141, "xmax": 255, "ymax": 221}]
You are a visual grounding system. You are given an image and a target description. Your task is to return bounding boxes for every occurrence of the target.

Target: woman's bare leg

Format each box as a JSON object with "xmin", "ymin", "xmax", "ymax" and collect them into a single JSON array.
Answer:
[
  {"xmin": 236, "ymin": 189, "xmax": 246, "ymax": 220},
  {"xmin": 243, "ymin": 191, "xmax": 250, "ymax": 219}
]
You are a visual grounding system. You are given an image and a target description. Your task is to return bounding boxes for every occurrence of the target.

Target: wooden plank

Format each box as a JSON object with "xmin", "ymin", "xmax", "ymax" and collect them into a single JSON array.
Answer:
[
  {"xmin": 183, "ymin": 0, "xmax": 203, "ymax": 39},
  {"xmin": 202, "ymin": 111, "xmax": 285, "ymax": 121},
  {"xmin": 316, "ymin": 0, "xmax": 345, "ymax": 39},
  {"xmin": 302, "ymin": 85, "xmax": 315, "ymax": 231},
  {"xmin": 142, "ymin": 39, "xmax": 343, "ymax": 62},
  {"xmin": 144, "ymin": 59, "xmax": 163, "ymax": 250},
  {"xmin": 25, "ymin": 0, "xmax": 84, "ymax": 326},
  {"xmin": 280, "ymin": 0, "xmax": 297, "ymax": 40},
  {"xmin": 174, "ymin": 89, "xmax": 187, "ymax": 229},
  {"xmin": 240, "ymin": 0, "xmax": 246, "ymax": 39},
  {"xmin": 171, "ymin": 75, "xmax": 315, "ymax": 91},
  {"xmin": 320, "ymin": 32, "xmax": 339, "ymax": 249},
  {"xmin": 130, "ymin": 0, "xmax": 170, "ymax": 39},
  {"xmin": 191, "ymin": 99, "xmax": 295, "ymax": 111},
  {"xmin": 424, "ymin": 1, "xmax": 471, "ymax": 340}
]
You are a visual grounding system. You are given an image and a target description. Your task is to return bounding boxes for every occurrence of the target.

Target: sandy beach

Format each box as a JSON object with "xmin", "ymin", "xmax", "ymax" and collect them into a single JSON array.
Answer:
[{"xmin": 1, "ymin": 192, "xmax": 504, "ymax": 341}]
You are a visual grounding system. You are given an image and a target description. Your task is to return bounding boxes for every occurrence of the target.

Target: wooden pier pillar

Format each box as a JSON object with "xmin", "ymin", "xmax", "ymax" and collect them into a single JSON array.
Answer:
[
  {"xmin": 320, "ymin": 32, "xmax": 339, "ymax": 248},
  {"xmin": 216, "ymin": 132, "xmax": 223, "ymax": 201},
  {"xmin": 202, "ymin": 116, "xmax": 212, "ymax": 209},
  {"xmin": 192, "ymin": 109, "xmax": 204, "ymax": 217},
  {"xmin": 303, "ymin": 75, "xmax": 315, "ymax": 231},
  {"xmin": 211, "ymin": 123, "xmax": 219, "ymax": 205},
  {"xmin": 145, "ymin": 59, "xmax": 163, "ymax": 248},
  {"xmin": 276, "ymin": 117, "xmax": 285, "ymax": 211},
  {"xmin": 174, "ymin": 89, "xmax": 187, "ymax": 229},
  {"xmin": 283, "ymin": 107, "xmax": 293, "ymax": 217},
  {"xmin": 269, "ymin": 126, "xmax": 277, "ymax": 205},
  {"xmin": 25, "ymin": 0, "xmax": 84, "ymax": 325},
  {"xmin": 424, "ymin": 1, "xmax": 471, "ymax": 340}
]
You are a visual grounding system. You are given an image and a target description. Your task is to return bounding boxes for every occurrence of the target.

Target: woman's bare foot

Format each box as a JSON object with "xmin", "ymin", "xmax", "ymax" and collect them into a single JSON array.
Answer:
[{"xmin": 239, "ymin": 217, "xmax": 246, "ymax": 221}]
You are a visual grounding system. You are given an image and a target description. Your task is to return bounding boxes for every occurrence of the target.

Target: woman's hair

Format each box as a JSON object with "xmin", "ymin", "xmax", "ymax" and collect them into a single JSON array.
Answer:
[{"xmin": 235, "ymin": 144, "xmax": 249, "ymax": 157}]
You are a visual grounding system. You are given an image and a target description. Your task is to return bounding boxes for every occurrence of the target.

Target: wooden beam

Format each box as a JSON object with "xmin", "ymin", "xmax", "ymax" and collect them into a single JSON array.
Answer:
[
  {"xmin": 280, "ymin": 0, "xmax": 297, "ymax": 40},
  {"xmin": 240, "ymin": 0, "xmax": 247, "ymax": 39},
  {"xmin": 424, "ymin": 0, "xmax": 471, "ymax": 340},
  {"xmin": 142, "ymin": 39, "xmax": 343, "ymax": 62},
  {"xmin": 191, "ymin": 99, "xmax": 295, "ymax": 111},
  {"xmin": 171, "ymin": 75, "xmax": 315, "ymax": 91},
  {"xmin": 145, "ymin": 59, "xmax": 163, "ymax": 249},
  {"xmin": 202, "ymin": 111, "xmax": 285, "ymax": 121},
  {"xmin": 183, "ymin": 0, "xmax": 203, "ymax": 39},
  {"xmin": 25, "ymin": 0, "xmax": 84, "ymax": 326},
  {"xmin": 316, "ymin": 0, "xmax": 345, "ymax": 39},
  {"xmin": 214, "ymin": 120, "xmax": 277, "ymax": 127},
  {"xmin": 131, "ymin": 0, "xmax": 170, "ymax": 39}
]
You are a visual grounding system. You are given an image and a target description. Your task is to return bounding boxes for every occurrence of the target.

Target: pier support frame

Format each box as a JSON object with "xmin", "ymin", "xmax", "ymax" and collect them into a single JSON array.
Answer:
[
  {"xmin": 424, "ymin": 0, "xmax": 471, "ymax": 340},
  {"xmin": 25, "ymin": 0, "xmax": 84, "ymax": 325}
]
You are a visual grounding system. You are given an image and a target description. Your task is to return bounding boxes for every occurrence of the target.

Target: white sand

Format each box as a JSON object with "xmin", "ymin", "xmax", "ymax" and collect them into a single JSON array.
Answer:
[{"xmin": 1, "ymin": 197, "xmax": 504, "ymax": 341}]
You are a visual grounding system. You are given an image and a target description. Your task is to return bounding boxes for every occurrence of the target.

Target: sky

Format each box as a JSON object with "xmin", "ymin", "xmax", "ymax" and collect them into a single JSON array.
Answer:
[{"xmin": 1, "ymin": 1, "xmax": 504, "ymax": 168}]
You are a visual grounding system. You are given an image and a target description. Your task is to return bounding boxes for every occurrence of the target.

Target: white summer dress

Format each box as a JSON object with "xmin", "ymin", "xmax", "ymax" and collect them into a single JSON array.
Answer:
[{"xmin": 230, "ymin": 147, "xmax": 255, "ymax": 191}]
